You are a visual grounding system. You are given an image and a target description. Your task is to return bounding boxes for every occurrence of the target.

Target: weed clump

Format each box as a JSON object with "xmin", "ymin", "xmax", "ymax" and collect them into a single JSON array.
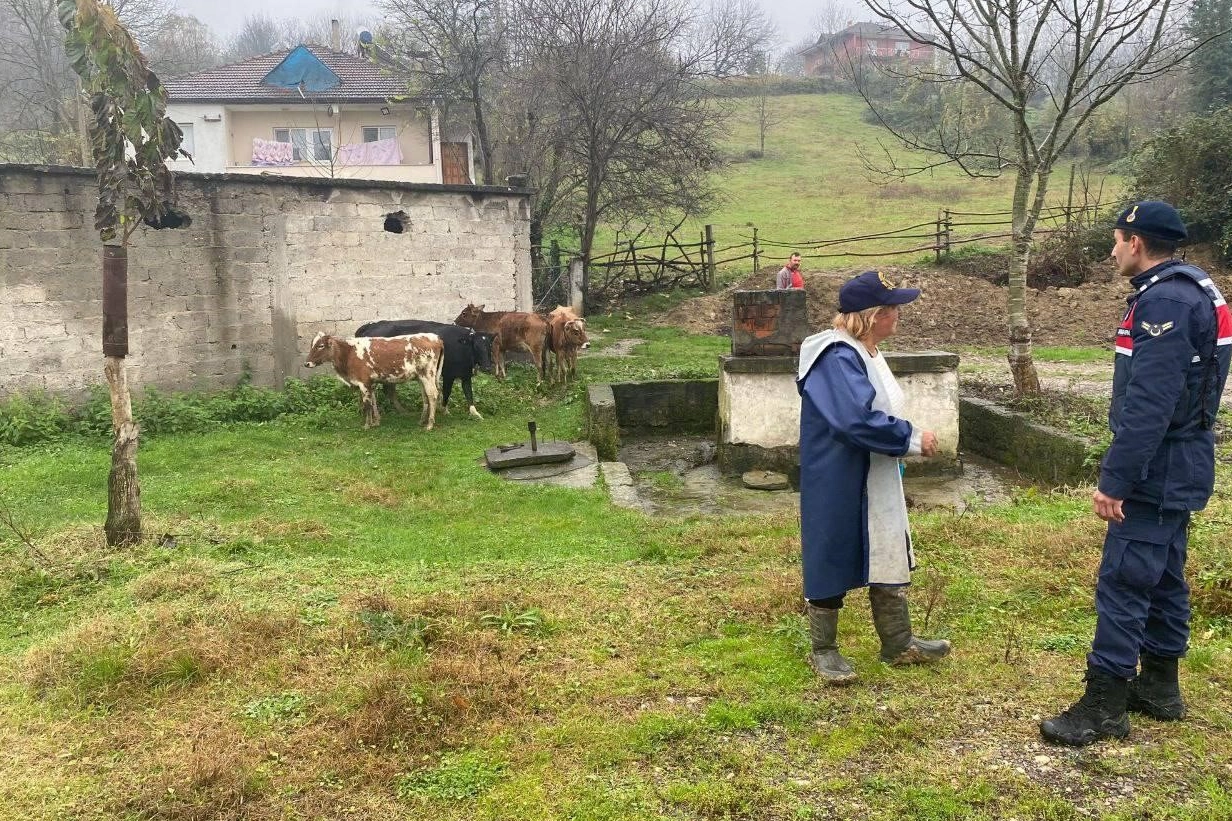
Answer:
[{"xmin": 396, "ymin": 751, "xmax": 507, "ymax": 802}]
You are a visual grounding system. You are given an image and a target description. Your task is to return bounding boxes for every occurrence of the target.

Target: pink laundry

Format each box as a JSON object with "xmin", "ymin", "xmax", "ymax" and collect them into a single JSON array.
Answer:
[
  {"xmin": 251, "ymin": 137, "xmax": 294, "ymax": 166},
  {"xmin": 336, "ymin": 137, "xmax": 403, "ymax": 166}
]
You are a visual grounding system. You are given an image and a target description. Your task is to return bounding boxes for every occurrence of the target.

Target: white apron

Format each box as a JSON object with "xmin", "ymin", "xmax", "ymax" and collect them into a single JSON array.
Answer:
[{"xmin": 799, "ymin": 329, "xmax": 915, "ymax": 584}]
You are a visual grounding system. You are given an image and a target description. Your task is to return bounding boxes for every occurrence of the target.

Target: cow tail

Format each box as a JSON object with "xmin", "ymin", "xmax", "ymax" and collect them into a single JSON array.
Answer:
[{"xmin": 435, "ymin": 341, "xmax": 445, "ymax": 387}]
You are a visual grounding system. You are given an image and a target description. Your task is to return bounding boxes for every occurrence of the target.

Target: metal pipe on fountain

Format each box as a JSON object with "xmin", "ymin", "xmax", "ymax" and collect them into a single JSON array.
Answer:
[{"xmin": 528, "ymin": 420, "xmax": 538, "ymax": 452}]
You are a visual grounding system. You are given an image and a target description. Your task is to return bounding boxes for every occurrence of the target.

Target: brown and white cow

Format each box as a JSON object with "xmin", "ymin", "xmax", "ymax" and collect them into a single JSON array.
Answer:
[
  {"xmin": 304, "ymin": 332, "xmax": 444, "ymax": 430},
  {"xmin": 455, "ymin": 303, "xmax": 549, "ymax": 383},
  {"xmin": 546, "ymin": 306, "xmax": 590, "ymax": 384}
]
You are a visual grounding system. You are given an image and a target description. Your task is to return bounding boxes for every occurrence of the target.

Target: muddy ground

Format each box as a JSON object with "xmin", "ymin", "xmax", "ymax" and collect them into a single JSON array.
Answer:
[{"xmin": 655, "ymin": 251, "xmax": 1232, "ymax": 351}]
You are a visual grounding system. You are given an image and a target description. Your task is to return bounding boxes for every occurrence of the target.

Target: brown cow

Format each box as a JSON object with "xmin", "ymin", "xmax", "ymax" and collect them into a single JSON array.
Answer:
[
  {"xmin": 455, "ymin": 303, "xmax": 548, "ymax": 383},
  {"xmin": 304, "ymin": 332, "xmax": 444, "ymax": 430},
  {"xmin": 546, "ymin": 306, "xmax": 590, "ymax": 383}
]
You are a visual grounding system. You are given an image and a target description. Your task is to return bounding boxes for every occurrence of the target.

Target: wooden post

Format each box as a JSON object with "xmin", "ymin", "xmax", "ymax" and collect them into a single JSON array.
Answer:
[
  {"xmin": 1066, "ymin": 163, "xmax": 1076, "ymax": 228},
  {"xmin": 568, "ymin": 258, "xmax": 585, "ymax": 316},
  {"xmin": 704, "ymin": 224, "xmax": 716, "ymax": 290},
  {"xmin": 944, "ymin": 210, "xmax": 952, "ymax": 256},
  {"xmin": 936, "ymin": 210, "xmax": 943, "ymax": 263},
  {"xmin": 752, "ymin": 226, "xmax": 760, "ymax": 274},
  {"xmin": 630, "ymin": 239, "xmax": 641, "ymax": 286}
]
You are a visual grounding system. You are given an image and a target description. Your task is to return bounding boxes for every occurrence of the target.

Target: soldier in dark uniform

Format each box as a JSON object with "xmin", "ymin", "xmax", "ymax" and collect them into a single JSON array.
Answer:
[{"xmin": 1041, "ymin": 201, "xmax": 1232, "ymax": 747}]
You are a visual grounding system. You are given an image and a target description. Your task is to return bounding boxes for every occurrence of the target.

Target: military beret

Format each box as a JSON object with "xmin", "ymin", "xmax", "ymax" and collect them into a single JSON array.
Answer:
[
  {"xmin": 839, "ymin": 270, "xmax": 920, "ymax": 314},
  {"xmin": 1116, "ymin": 200, "xmax": 1187, "ymax": 242}
]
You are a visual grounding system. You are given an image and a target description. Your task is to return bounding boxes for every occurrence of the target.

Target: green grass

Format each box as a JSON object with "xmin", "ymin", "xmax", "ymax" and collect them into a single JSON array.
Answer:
[
  {"xmin": 958, "ymin": 344, "xmax": 1111, "ymax": 364},
  {"xmin": 0, "ymin": 245, "xmax": 1226, "ymax": 820},
  {"xmin": 593, "ymin": 93, "xmax": 1118, "ymax": 273}
]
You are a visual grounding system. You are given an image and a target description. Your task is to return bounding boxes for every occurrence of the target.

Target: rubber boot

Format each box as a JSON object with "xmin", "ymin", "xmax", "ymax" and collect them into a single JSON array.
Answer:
[
  {"xmin": 1127, "ymin": 652, "xmax": 1187, "ymax": 721},
  {"xmin": 806, "ymin": 604, "xmax": 857, "ymax": 684},
  {"xmin": 1040, "ymin": 667, "xmax": 1131, "ymax": 746},
  {"xmin": 867, "ymin": 585, "xmax": 951, "ymax": 665}
]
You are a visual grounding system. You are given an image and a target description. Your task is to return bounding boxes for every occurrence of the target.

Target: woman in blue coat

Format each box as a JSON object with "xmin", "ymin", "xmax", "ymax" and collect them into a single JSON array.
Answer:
[{"xmin": 796, "ymin": 271, "xmax": 951, "ymax": 683}]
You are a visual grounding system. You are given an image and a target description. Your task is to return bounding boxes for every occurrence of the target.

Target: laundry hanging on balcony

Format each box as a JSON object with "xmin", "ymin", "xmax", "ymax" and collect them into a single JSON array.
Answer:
[
  {"xmin": 336, "ymin": 137, "xmax": 403, "ymax": 166},
  {"xmin": 251, "ymin": 138, "xmax": 294, "ymax": 166},
  {"xmin": 261, "ymin": 45, "xmax": 342, "ymax": 94}
]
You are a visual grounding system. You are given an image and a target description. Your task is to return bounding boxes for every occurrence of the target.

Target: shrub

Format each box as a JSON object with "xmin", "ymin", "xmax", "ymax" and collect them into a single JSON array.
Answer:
[
  {"xmin": 1130, "ymin": 109, "xmax": 1232, "ymax": 262},
  {"xmin": 0, "ymin": 391, "xmax": 70, "ymax": 445},
  {"xmin": 1026, "ymin": 217, "xmax": 1115, "ymax": 288},
  {"xmin": 0, "ymin": 376, "xmax": 358, "ymax": 448}
]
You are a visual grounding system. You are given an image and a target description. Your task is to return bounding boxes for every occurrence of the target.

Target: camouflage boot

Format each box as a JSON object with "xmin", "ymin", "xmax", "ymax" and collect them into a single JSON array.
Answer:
[
  {"xmin": 868, "ymin": 585, "xmax": 951, "ymax": 665},
  {"xmin": 806, "ymin": 603, "xmax": 857, "ymax": 684}
]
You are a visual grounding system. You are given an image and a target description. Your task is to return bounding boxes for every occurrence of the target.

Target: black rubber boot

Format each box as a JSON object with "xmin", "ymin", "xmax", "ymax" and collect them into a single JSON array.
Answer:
[
  {"xmin": 806, "ymin": 604, "xmax": 857, "ymax": 684},
  {"xmin": 1040, "ymin": 667, "xmax": 1131, "ymax": 747},
  {"xmin": 867, "ymin": 585, "xmax": 951, "ymax": 665},
  {"xmin": 1128, "ymin": 652, "xmax": 1187, "ymax": 721}
]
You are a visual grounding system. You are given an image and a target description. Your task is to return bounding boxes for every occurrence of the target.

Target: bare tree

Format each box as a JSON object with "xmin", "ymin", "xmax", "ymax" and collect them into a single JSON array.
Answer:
[
  {"xmin": 753, "ymin": 59, "xmax": 781, "ymax": 154},
  {"xmin": 774, "ymin": 35, "xmax": 816, "ymax": 75},
  {"xmin": 145, "ymin": 13, "xmax": 220, "ymax": 78},
  {"xmin": 379, "ymin": 0, "xmax": 506, "ymax": 184},
  {"xmin": 690, "ymin": 0, "xmax": 776, "ymax": 77},
  {"xmin": 862, "ymin": 0, "xmax": 1207, "ymax": 394},
  {"xmin": 810, "ymin": 0, "xmax": 855, "ymax": 40},
  {"xmin": 517, "ymin": 0, "xmax": 725, "ymax": 302},
  {"xmin": 281, "ymin": 12, "xmax": 373, "ymax": 50},
  {"xmin": 227, "ymin": 13, "xmax": 281, "ymax": 60},
  {"xmin": 0, "ymin": 0, "xmax": 171, "ymax": 163}
]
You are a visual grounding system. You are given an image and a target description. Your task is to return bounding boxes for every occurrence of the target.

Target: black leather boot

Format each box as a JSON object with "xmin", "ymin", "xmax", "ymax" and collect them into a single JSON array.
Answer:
[
  {"xmin": 806, "ymin": 604, "xmax": 856, "ymax": 684},
  {"xmin": 1040, "ymin": 667, "xmax": 1131, "ymax": 746},
  {"xmin": 1128, "ymin": 652, "xmax": 1187, "ymax": 721},
  {"xmin": 867, "ymin": 585, "xmax": 951, "ymax": 665}
]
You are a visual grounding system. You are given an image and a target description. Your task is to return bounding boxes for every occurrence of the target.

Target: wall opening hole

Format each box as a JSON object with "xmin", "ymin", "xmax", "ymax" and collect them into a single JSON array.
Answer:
[
  {"xmin": 384, "ymin": 210, "xmax": 409, "ymax": 233},
  {"xmin": 144, "ymin": 208, "xmax": 192, "ymax": 229}
]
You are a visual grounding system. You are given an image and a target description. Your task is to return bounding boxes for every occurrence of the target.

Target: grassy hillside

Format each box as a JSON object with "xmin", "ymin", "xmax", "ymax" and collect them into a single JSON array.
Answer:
[{"xmin": 595, "ymin": 93, "xmax": 1115, "ymax": 273}]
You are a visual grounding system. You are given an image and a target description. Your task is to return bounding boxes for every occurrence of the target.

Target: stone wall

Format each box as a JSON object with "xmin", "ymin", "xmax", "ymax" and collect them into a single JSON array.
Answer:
[{"xmin": 0, "ymin": 164, "xmax": 532, "ymax": 397}]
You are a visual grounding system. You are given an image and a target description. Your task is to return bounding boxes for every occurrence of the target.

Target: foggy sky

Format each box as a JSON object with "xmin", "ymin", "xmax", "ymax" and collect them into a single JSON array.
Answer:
[{"xmin": 171, "ymin": 0, "xmax": 863, "ymax": 46}]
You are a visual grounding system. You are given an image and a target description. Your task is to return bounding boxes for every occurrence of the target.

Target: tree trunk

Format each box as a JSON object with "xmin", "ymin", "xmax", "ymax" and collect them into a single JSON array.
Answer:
[
  {"xmin": 104, "ymin": 357, "xmax": 141, "ymax": 547},
  {"xmin": 102, "ymin": 246, "xmax": 141, "ymax": 547},
  {"xmin": 1007, "ymin": 168, "xmax": 1041, "ymax": 396},
  {"xmin": 472, "ymin": 80, "xmax": 495, "ymax": 185}
]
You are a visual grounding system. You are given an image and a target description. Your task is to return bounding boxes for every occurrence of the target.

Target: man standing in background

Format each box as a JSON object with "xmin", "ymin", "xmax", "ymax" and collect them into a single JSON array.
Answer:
[{"xmin": 776, "ymin": 252, "xmax": 804, "ymax": 289}]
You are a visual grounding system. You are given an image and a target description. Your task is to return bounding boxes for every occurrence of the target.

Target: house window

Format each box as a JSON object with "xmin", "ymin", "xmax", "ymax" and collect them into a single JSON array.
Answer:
[
  {"xmin": 362, "ymin": 126, "xmax": 397, "ymax": 142},
  {"xmin": 177, "ymin": 123, "xmax": 194, "ymax": 156},
  {"xmin": 273, "ymin": 127, "xmax": 332, "ymax": 161},
  {"xmin": 893, "ymin": 41, "xmax": 910, "ymax": 55},
  {"xmin": 866, "ymin": 40, "xmax": 879, "ymax": 56}
]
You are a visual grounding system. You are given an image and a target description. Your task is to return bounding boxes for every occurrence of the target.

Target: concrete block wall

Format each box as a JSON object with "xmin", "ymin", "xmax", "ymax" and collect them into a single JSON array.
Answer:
[{"xmin": 0, "ymin": 165, "xmax": 533, "ymax": 397}]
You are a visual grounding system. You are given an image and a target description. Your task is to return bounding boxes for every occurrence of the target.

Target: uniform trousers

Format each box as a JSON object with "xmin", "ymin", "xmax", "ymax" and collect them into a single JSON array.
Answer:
[{"xmin": 1088, "ymin": 500, "xmax": 1191, "ymax": 680}]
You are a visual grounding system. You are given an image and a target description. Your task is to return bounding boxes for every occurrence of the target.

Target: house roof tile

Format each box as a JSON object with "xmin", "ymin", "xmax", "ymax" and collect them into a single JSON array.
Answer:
[{"xmin": 164, "ymin": 45, "xmax": 415, "ymax": 103}]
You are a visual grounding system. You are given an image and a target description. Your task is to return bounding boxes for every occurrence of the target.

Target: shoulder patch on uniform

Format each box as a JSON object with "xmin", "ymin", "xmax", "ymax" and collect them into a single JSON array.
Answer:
[{"xmin": 1140, "ymin": 320, "xmax": 1174, "ymax": 337}]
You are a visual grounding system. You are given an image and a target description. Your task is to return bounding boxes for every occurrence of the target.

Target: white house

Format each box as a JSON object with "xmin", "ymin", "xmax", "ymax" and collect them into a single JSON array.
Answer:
[{"xmin": 163, "ymin": 43, "xmax": 476, "ymax": 184}]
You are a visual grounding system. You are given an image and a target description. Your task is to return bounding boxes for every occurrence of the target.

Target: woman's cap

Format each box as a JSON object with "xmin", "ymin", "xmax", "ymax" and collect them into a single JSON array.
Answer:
[
  {"xmin": 1115, "ymin": 201, "xmax": 1187, "ymax": 242},
  {"xmin": 838, "ymin": 270, "xmax": 921, "ymax": 313}
]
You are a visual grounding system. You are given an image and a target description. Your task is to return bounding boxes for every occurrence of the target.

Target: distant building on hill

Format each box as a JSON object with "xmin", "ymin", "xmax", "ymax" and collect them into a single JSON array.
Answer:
[{"xmin": 800, "ymin": 22, "xmax": 937, "ymax": 78}]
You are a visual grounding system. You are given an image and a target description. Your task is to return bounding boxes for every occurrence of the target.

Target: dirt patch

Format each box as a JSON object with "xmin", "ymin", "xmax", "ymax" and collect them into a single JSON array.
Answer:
[{"xmin": 654, "ymin": 260, "xmax": 1232, "ymax": 349}]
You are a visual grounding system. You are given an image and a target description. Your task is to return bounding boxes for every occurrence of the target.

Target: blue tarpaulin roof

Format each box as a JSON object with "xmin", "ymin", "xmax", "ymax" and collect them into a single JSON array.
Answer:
[{"xmin": 261, "ymin": 45, "xmax": 341, "ymax": 92}]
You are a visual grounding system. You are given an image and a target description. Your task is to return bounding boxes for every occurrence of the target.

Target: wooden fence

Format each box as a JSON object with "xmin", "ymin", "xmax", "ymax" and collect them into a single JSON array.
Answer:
[{"xmin": 531, "ymin": 204, "xmax": 1103, "ymax": 303}]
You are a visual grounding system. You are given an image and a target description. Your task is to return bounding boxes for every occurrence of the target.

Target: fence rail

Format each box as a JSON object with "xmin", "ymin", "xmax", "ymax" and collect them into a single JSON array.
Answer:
[{"xmin": 530, "ymin": 203, "xmax": 1105, "ymax": 305}]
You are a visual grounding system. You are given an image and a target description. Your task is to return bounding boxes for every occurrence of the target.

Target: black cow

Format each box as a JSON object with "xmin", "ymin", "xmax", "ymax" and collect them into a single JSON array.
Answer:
[{"xmin": 355, "ymin": 320, "xmax": 491, "ymax": 419}]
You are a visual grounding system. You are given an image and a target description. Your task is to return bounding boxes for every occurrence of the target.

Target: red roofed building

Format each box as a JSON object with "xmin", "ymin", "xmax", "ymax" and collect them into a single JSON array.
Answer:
[
  {"xmin": 163, "ymin": 43, "xmax": 475, "ymax": 184},
  {"xmin": 800, "ymin": 22, "xmax": 937, "ymax": 78}
]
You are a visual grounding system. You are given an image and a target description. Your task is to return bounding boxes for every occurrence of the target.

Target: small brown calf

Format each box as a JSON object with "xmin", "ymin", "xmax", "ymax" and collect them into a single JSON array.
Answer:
[
  {"xmin": 546, "ymin": 306, "xmax": 590, "ymax": 383},
  {"xmin": 455, "ymin": 303, "xmax": 548, "ymax": 382},
  {"xmin": 304, "ymin": 331, "xmax": 444, "ymax": 429}
]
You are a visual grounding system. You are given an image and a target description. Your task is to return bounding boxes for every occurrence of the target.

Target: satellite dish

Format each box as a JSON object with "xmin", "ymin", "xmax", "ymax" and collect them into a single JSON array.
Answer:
[{"xmin": 357, "ymin": 28, "xmax": 374, "ymax": 45}]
